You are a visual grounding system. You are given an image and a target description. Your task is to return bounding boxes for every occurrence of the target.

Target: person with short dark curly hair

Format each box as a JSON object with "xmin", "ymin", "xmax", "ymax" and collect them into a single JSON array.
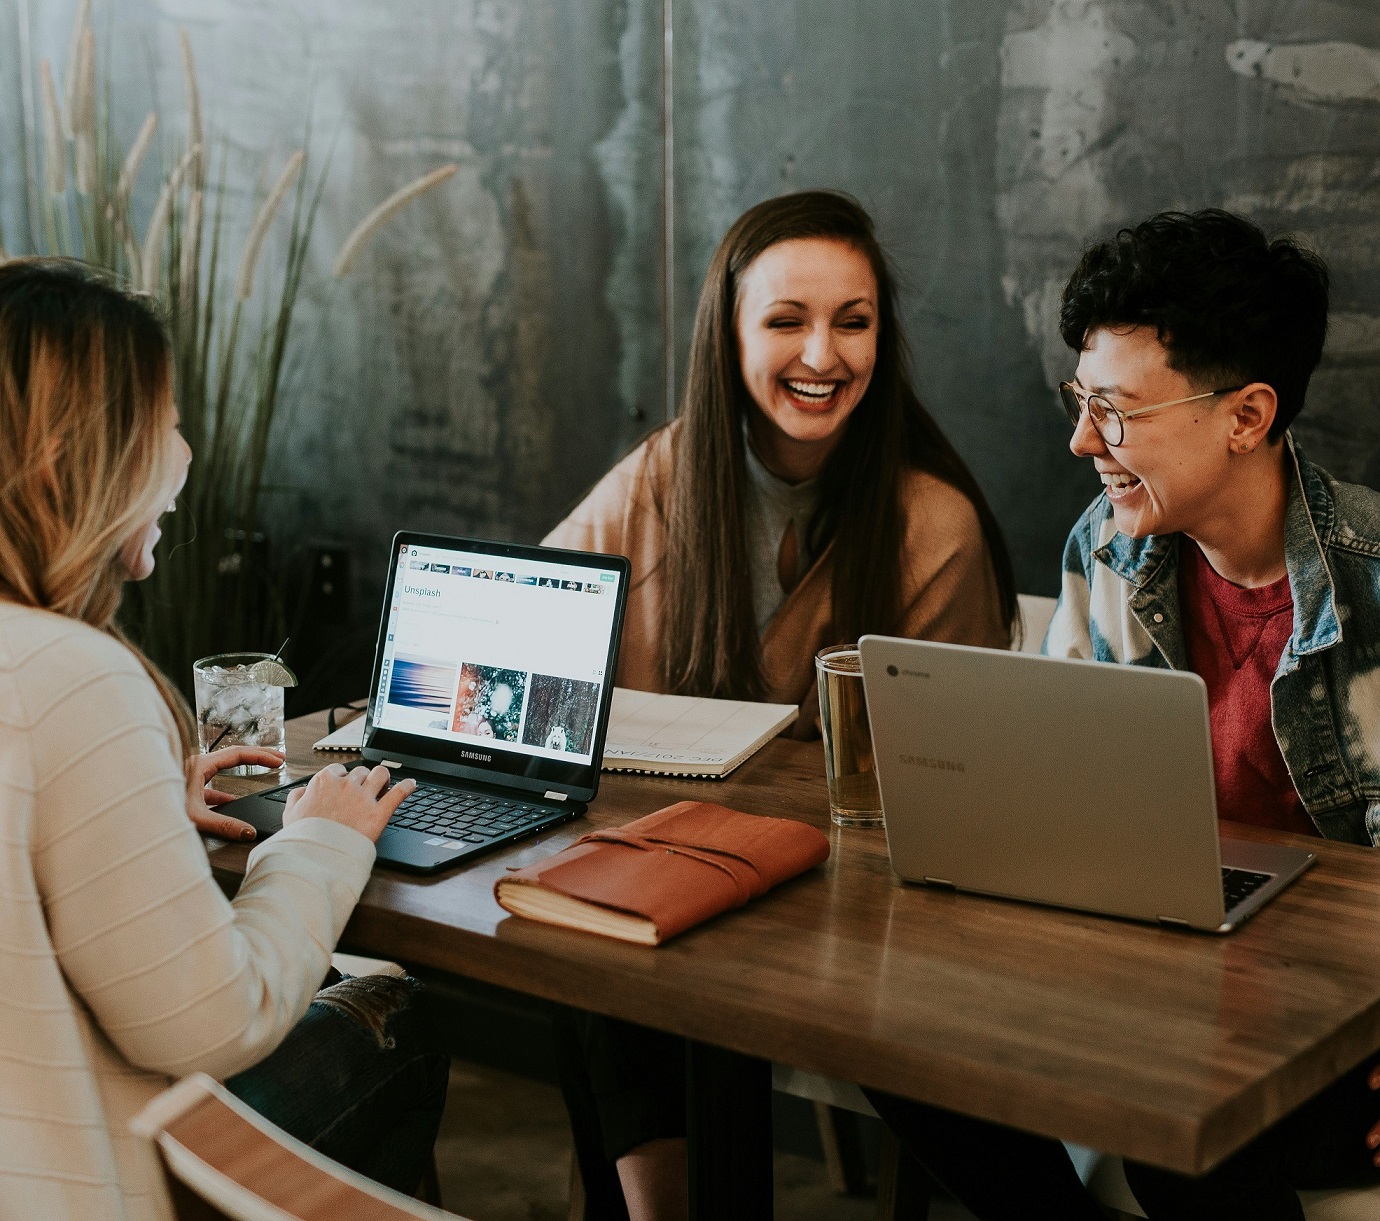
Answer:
[
  {"xmin": 1059, "ymin": 207, "xmax": 1329, "ymax": 440},
  {"xmin": 864, "ymin": 210, "xmax": 1380, "ymax": 1219}
]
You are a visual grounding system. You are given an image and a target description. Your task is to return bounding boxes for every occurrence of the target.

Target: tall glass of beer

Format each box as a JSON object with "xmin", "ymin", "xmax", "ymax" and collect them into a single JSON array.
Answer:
[{"xmin": 815, "ymin": 644, "xmax": 883, "ymax": 827}]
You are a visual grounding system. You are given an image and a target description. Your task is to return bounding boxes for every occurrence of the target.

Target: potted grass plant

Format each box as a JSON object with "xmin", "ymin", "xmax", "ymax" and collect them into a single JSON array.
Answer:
[{"xmin": 5, "ymin": 1, "xmax": 456, "ymax": 696}]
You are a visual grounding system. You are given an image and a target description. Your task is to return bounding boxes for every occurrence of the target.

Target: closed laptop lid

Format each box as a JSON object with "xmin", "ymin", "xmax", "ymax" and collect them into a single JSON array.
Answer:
[
  {"xmin": 362, "ymin": 532, "xmax": 631, "ymax": 804},
  {"xmin": 858, "ymin": 635, "xmax": 1227, "ymax": 929}
]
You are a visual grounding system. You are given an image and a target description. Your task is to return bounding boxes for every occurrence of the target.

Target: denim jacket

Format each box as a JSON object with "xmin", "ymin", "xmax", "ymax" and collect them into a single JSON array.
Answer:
[{"xmin": 1044, "ymin": 438, "xmax": 1380, "ymax": 846}]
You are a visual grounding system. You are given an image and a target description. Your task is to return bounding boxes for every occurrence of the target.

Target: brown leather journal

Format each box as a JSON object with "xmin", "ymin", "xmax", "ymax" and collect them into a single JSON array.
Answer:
[{"xmin": 493, "ymin": 801, "xmax": 830, "ymax": 944}]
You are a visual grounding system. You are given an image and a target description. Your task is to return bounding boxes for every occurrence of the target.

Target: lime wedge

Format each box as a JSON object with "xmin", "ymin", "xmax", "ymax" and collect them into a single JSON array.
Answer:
[{"xmin": 249, "ymin": 659, "xmax": 298, "ymax": 687}]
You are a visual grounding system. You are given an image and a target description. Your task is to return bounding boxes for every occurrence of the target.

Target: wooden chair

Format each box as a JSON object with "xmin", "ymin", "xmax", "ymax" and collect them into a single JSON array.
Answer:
[
  {"xmin": 1015, "ymin": 592, "xmax": 1057, "ymax": 655},
  {"xmin": 131, "ymin": 1072, "xmax": 464, "ymax": 1221},
  {"xmin": 773, "ymin": 1066, "xmax": 929, "ymax": 1219}
]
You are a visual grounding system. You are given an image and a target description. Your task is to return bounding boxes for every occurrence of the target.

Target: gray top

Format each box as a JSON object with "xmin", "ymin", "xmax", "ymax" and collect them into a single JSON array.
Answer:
[{"xmin": 742, "ymin": 434, "xmax": 821, "ymax": 635}]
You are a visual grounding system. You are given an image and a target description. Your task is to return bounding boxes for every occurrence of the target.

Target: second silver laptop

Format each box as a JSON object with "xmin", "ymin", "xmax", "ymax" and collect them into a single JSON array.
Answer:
[{"xmin": 858, "ymin": 636, "xmax": 1314, "ymax": 933}]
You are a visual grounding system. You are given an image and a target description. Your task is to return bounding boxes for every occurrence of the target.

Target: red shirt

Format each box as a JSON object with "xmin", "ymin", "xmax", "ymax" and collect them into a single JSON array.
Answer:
[{"xmin": 1178, "ymin": 539, "xmax": 1316, "ymax": 836}]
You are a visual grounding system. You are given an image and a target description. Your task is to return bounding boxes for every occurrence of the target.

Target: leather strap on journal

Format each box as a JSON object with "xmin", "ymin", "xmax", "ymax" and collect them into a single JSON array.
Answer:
[{"xmin": 574, "ymin": 827, "xmax": 766, "ymax": 904}]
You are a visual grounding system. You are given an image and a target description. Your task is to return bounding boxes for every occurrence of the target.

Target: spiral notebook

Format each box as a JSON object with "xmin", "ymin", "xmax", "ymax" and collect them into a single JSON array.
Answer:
[
  {"xmin": 315, "ymin": 689, "xmax": 797, "ymax": 778},
  {"xmin": 600, "ymin": 688, "xmax": 797, "ymax": 778}
]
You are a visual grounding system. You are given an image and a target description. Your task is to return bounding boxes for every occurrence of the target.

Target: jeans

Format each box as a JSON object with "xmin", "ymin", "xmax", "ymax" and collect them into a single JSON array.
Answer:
[
  {"xmin": 865, "ymin": 1050, "xmax": 1380, "ymax": 1221},
  {"xmin": 226, "ymin": 972, "xmax": 450, "ymax": 1195}
]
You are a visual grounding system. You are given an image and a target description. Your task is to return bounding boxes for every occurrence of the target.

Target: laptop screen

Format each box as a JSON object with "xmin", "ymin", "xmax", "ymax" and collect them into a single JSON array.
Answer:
[{"xmin": 363, "ymin": 534, "xmax": 629, "ymax": 796}]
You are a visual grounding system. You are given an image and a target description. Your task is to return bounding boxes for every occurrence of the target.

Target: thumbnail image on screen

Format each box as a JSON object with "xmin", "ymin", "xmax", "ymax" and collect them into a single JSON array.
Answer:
[
  {"xmin": 387, "ymin": 655, "xmax": 456, "ymax": 714},
  {"xmin": 522, "ymin": 675, "xmax": 601, "ymax": 755},
  {"xmin": 451, "ymin": 663, "xmax": 527, "ymax": 743}
]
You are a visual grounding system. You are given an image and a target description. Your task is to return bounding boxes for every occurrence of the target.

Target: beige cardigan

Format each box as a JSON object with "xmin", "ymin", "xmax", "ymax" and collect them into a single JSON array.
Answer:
[
  {"xmin": 0, "ymin": 603, "xmax": 376, "ymax": 1220},
  {"xmin": 544, "ymin": 424, "xmax": 1009, "ymax": 730}
]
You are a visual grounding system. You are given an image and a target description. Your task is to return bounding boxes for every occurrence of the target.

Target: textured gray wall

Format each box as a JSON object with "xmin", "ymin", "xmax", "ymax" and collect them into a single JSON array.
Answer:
[
  {"xmin": 4, "ymin": 0, "xmax": 1380, "ymax": 607},
  {"xmin": 1, "ymin": 0, "xmax": 658, "ymax": 598}
]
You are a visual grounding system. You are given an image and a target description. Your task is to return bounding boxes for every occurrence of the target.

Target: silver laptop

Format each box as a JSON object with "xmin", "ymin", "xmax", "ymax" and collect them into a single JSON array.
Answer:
[{"xmin": 858, "ymin": 636, "xmax": 1315, "ymax": 933}]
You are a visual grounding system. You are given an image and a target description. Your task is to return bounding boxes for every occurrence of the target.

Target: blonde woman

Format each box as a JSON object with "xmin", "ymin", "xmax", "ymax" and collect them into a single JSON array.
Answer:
[{"xmin": 0, "ymin": 259, "xmax": 447, "ymax": 1219}]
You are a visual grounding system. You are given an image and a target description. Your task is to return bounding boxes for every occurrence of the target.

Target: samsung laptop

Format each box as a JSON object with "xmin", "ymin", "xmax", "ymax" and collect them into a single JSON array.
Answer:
[
  {"xmin": 225, "ymin": 532, "xmax": 630, "ymax": 873},
  {"xmin": 858, "ymin": 636, "xmax": 1315, "ymax": 933}
]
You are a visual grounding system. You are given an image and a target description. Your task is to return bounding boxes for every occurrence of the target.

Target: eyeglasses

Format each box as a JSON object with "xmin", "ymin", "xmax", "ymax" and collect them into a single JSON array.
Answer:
[{"xmin": 1058, "ymin": 382, "xmax": 1245, "ymax": 447}]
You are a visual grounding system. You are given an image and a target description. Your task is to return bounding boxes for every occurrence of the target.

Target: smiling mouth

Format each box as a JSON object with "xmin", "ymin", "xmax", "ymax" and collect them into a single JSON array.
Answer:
[
  {"xmin": 1101, "ymin": 471, "xmax": 1142, "ymax": 497},
  {"xmin": 782, "ymin": 378, "xmax": 844, "ymax": 407}
]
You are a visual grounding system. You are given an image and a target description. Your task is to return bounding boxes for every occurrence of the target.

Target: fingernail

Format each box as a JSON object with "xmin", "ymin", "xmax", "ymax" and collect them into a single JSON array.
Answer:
[{"xmin": 240, "ymin": 827, "xmax": 256, "ymax": 841}]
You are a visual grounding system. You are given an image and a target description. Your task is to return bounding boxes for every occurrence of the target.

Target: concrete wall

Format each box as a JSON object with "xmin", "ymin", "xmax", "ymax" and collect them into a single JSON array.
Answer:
[{"xmin": 4, "ymin": 0, "xmax": 1380, "ymax": 605}]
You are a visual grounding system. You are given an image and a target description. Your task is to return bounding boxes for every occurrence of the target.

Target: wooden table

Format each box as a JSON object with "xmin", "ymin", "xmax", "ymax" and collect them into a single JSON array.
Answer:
[{"xmin": 211, "ymin": 709, "xmax": 1380, "ymax": 1210}]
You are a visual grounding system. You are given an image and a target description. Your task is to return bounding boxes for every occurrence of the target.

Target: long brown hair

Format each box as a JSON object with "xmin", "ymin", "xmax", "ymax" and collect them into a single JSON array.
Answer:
[
  {"xmin": 661, "ymin": 190, "xmax": 1017, "ymax": 699},
  {"xmin": 0, "ymin": 258, "xmax": 196, "ymax": 752}
]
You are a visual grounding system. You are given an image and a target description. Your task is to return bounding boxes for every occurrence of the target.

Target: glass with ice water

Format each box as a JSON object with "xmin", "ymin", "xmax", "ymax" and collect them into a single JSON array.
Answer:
[{"xmin": 193, "ymin": 652, "xmax": 287, "ymax": 775}]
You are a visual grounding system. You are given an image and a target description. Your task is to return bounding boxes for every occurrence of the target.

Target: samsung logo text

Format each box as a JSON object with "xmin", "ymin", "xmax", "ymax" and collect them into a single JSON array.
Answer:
[
  {"xmin": 459, "ymin": 749, "xmax": 492, "ymax": 763},
  {"xmin": 900, "ymin": 754, "xmax": 965, "ymax": 773}
]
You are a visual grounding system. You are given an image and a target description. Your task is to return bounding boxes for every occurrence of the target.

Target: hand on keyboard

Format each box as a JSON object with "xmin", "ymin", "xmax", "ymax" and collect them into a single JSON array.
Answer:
[{"xmin": 284, "ymin": 764, "xmax": 416, "ymax": 843}]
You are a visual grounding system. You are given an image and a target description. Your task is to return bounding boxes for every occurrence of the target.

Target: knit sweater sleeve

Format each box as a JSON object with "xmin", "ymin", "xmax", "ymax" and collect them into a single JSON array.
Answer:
[
  {"xmin": 25, "ymin": 623, "xmax": 375, "ymax": 1080},
  {"xmin": 895, "ymin": 471, "xmax": 1011, "ymax": 649},
  {"xmin": 542, "ymin": 433, "xmax": 666, "ymax": 556}
]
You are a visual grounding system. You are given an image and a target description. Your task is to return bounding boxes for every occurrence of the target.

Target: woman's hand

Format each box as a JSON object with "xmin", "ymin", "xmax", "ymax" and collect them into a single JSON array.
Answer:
[
  {"xmin": 283, "ymin": 763, "xmax": 415, "ymax": 844},
  {"xmin": 186, "ymin": 747, "xmax": 286, "ymax": 841}
]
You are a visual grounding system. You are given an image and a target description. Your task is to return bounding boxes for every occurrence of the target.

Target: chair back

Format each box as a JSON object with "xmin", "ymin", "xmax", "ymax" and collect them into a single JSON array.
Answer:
[
  {"xmin": 131, "ymin": 1073, "xmax": 461, "ymax": 1221},
  {"xmin": 1015, "ymin": 593, "xmax": 1058, "ymax": 655}
]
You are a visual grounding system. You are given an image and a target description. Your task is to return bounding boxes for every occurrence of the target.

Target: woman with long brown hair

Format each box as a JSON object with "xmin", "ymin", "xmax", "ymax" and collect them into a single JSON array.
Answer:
[
  {"xmin": 550, "ymin": 189, "xmax": 1014, "ymax": 722},
  {"xmin": 0, "ymin": 258, "xmax": 447, "ymax": 1219},
  {"xmin": 545, "ymin": 190, "xmax": 1016, "ymax": 1220}
]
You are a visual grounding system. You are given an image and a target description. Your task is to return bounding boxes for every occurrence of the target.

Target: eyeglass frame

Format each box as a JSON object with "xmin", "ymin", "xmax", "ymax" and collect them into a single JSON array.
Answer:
[{"xmin": 1058, "ymin": 382, "xmax": 1247, "ymax": 447}]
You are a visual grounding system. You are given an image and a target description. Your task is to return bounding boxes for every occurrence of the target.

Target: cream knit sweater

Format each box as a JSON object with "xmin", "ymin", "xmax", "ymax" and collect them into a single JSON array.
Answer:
[{"xmin": 0, "ymin": 602, "xmax": 376, "ymax": 1220}]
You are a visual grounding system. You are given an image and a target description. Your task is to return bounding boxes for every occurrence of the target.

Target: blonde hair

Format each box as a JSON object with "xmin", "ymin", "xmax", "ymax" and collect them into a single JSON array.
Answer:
[{"xmin": 0, "ymin": 258, "xmax": 196, "ymax": 754}]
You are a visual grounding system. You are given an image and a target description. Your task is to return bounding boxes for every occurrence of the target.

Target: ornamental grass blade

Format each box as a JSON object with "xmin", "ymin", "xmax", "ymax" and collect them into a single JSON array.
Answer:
[
  {"xmin": 142, "ymin": 144, "xmax": 198, "ymax": 293},
  {"xmin": 179, "ymin": 188, "xmax": 202, "ymax": 321},
  {"xmin": 73, "ymin": 28, "xmax": 97, "ymax": 195},
  {"xmin": 39, "ymin": 59, "xmax": 65, "ymax": 196},
  {"xmin": 116, "ymin": 112, "xmax": 157, "ymax": 210},
  {"xmin": 178, "ymin": 27, "xmax": 203, "ymax": 190},
  {"xmin": 332, "ymin": 163, "xmax": 457, "ymax": 277},
  {"xmin": 241, "ymin": 135, "xmax": 329, "ymax": 526},
  {"xmin": 114, "ymin": 211, "xmax": 141, "ymax": 286},
  {"xmin": 60, "ymin": 0, "xmax": 91, "ymax": 140},
  {"xmin": 234, "ymin": 150, "xmax": 303, "ymax": 301}
]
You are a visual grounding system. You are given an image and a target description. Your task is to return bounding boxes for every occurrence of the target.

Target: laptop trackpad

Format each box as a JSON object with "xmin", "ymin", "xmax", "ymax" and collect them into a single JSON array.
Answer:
[{"xmin": 221, "ymin": 786, "xmax": 297, "ymax": 839}]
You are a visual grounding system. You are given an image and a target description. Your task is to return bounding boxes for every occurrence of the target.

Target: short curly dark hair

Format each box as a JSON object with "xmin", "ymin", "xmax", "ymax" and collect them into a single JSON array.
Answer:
[{"xmin": 1059, "ymin": 209, "xmax": 1329, "ymax": 439}]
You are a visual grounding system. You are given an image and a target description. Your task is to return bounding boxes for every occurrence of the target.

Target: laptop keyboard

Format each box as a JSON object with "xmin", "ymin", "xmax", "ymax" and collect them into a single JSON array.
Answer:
[
  {"xmin": 1222, "ymin": 866, "xmax": 1272, "ymax": 911},
  {"xmin": 387, "ymin": 782, "xmax": 557, "ymax": 843},
  {"xmin": 262, "ymin": 779, "xmax": 558, "ymax": 846}
]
